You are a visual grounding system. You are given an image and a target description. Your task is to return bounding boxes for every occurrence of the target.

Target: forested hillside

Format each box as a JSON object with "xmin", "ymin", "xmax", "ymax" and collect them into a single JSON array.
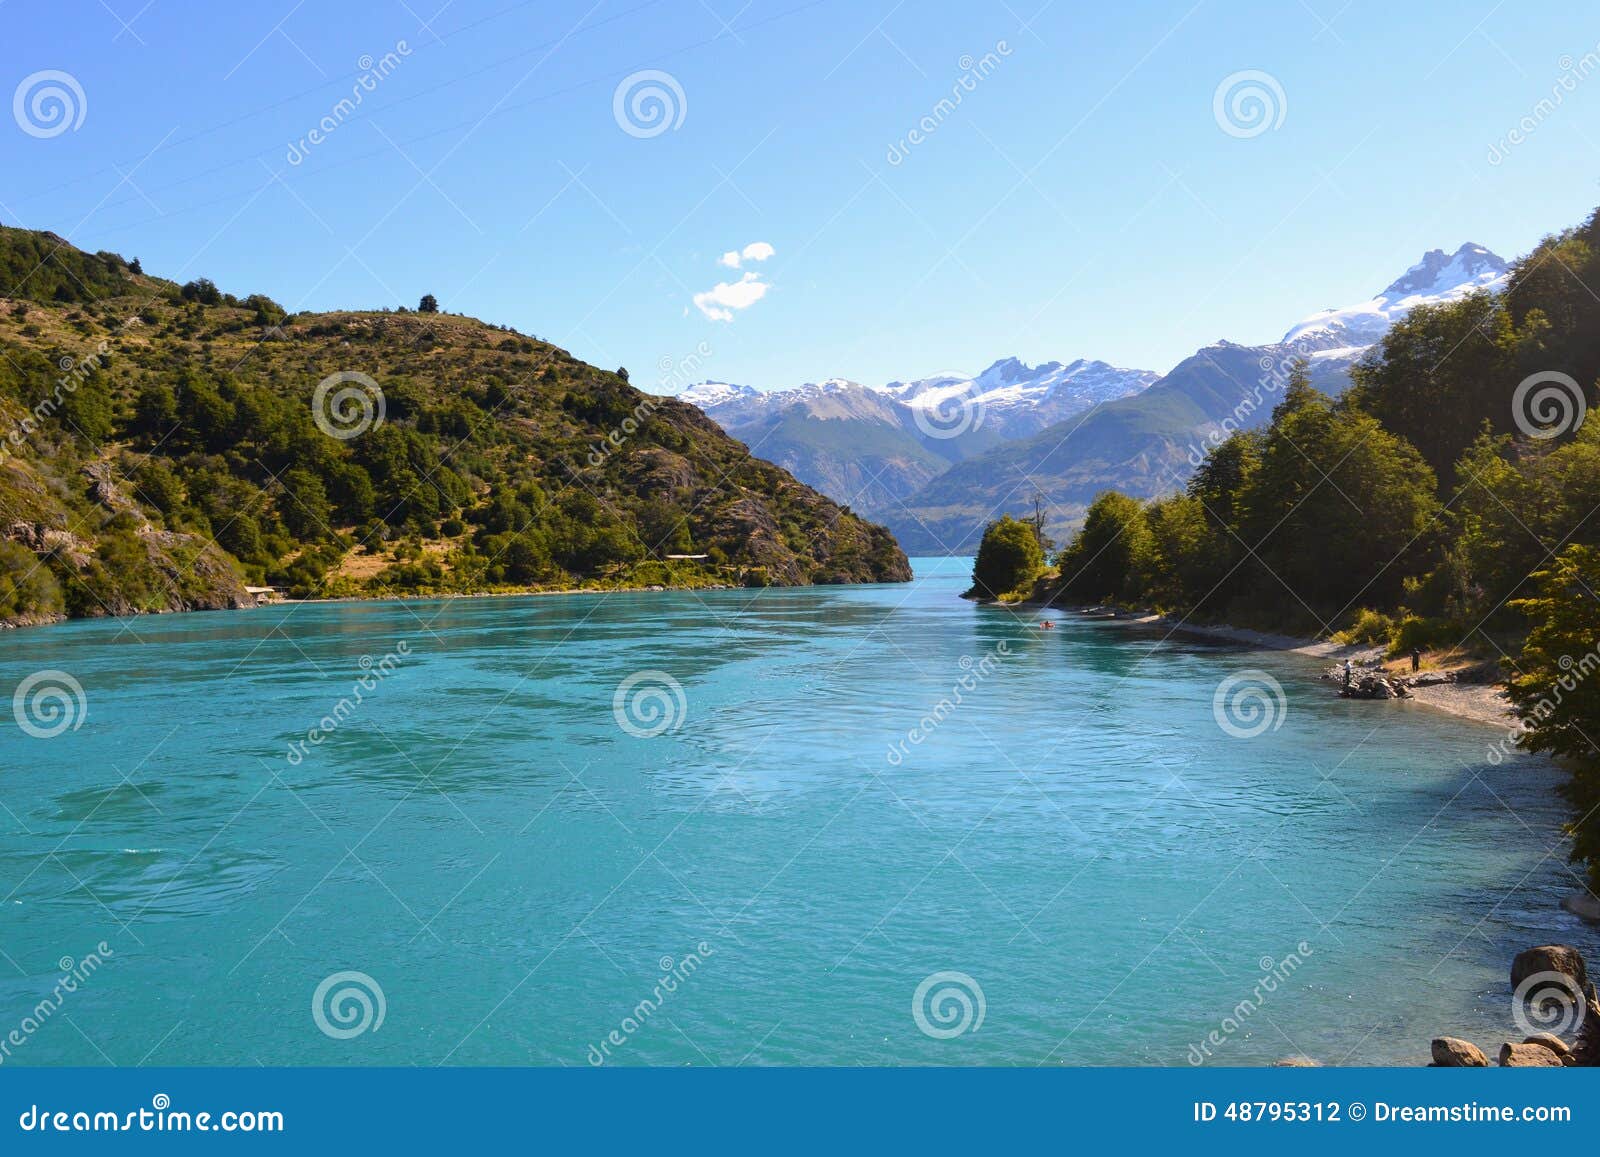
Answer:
[
  {"xmin": 970, "ymin": 205, "xmax": 1600, "ymax": 886},
  {"xmin": 0, "ymin": 226, "xmax": 909, "ymax": 627}
]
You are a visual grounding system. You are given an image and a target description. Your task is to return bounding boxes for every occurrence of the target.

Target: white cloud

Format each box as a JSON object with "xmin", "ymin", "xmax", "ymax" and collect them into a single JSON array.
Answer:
[
  {"xmin": 715, "ymin": 241, "xmax": 775, "ymax": 270},
  {"xmin": 693, "ymin": 271, "xmax": 770, "ymax": 322}
]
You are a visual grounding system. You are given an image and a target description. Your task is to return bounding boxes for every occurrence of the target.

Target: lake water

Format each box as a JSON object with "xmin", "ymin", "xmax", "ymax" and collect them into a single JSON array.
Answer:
[{"xmin": 0, "ymin": 557, "xmax": 1591, "ymax": 1066}]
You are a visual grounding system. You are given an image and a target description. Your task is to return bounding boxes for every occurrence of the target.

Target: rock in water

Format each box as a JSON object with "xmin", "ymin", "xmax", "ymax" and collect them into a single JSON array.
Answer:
[
  {"xmin": 1523, "ymin": 1033, "xmax": 1574, "ymax": 1064},
  {"xmin": 1499, "ymin": 1041, "xmax": 1564, "ymax": 1067},
  {"xmin": 1430, "ymin": 1037, "xmax": 1488, "ymax": 1067},
  {"xmin": 1562, "ymin": 892, "xmax": 1600, "ymax": 924},
  {"xmin": 1511, "ymin": 945, "xmax": 1589, "ymax": 993}
]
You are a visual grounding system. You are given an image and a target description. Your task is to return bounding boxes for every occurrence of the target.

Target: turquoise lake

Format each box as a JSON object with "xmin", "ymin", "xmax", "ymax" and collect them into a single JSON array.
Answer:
[{"xmin": 0, "ymin": 556, "xmax": 1592, "ymax": 1066}]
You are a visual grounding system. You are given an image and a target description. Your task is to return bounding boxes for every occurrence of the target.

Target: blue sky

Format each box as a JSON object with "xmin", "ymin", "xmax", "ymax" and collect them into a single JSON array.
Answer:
[{"xmin": 4, "ymin": 0, "xmax": 1600, "ymax": 390}]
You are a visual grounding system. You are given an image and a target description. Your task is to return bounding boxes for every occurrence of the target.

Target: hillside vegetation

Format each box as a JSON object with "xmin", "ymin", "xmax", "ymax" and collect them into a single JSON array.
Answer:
[
  {"xmin": 0, "ymin": 226, "xmax": 909, "ymax": 627},
  {"xmin": 974, "ymin": 204, "xmax": 1600, "ymax": 886}
]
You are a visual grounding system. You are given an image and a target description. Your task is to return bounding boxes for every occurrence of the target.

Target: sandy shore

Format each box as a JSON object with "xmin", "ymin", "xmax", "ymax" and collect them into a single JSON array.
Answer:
[{"xmin": 1045, "ymin": 606, "xmax": 1518, "ymax": 728}]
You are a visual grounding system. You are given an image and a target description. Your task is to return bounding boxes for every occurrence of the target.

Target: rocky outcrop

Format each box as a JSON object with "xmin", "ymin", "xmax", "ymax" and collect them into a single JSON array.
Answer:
[
  {"xmin": 1499, "ymin": 1041, "xmax": 1565, "ymax": 1067},
  {"xmin": 1563, "ymin": 892, "xmax": 1600, "ymax": 923},
  {"xmin": 1430, "ymin": 1037, "xmax": 1488, "ymax": 1067},
  {"xmin": 1512, "ymin": 944, "xmax": 1589, "ymax": 994},
  {"xmin": 1340, "ymin": 672, "xmax": 1411, "ymax": 700},
  {"xmin": 1523, "ymin": 1033, "xmax": 1574, "ymax": 1063},
  {"xmin": 1425, "ymin": 945, "xmax": 1600, "ymax": 1068},
  {"xmin": 4, "ymin": 520, "xmax": 92, "ymax": 568}
]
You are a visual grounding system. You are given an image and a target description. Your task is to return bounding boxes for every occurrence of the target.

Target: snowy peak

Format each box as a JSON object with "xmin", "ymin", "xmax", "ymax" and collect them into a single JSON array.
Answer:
[
  {"xmin": 672, "ymin": 356, "xmax": 1159, "ymax": 442},
  {"xmin": 1381, "ymin": 243, "xmax": 1508, "ymax": 300},
  {"xmin": 1281, "ymin": 242, "xmax": 1510, "ymax": 347},
  {"xmin": 974, "ymin": 356, "xmax": 1047, "ymax": 388},
  {"xmin": 677, "ymin": 381, "xmax": 760, "ymax": 409}
]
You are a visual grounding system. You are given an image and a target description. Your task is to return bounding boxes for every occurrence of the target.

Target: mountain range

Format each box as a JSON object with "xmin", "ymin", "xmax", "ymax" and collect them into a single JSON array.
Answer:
[
  {"xmin": 673, "ymin": 242, "xmax": 1509, "ymax": 555},
  {"xmin": 674, "ymin": 358, "xmax": 1157, "ymax": 513}
]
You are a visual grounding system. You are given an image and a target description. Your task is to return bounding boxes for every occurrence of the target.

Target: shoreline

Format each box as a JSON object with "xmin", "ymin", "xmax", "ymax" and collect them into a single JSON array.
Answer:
[
  {"xmin": 0, "ymin": 579, "xmax": 754, "ymax": 634},
  {"xmin": 1035, "ymin": 604, "xmax": 1519, "ymax": 729}
]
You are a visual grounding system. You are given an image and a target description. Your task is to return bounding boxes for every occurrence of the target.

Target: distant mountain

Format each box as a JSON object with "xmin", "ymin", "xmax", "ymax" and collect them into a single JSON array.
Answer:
[
  {"xmin": 679, "ymin": 378, "xmax": 988, "ymax": 513},
  {"xmin": 880, "ymin": 357, "xmax": 1159, "ymax": 439},
  {"xmin": 670, "ymin": 358, "xmax": 1156, "ymax": 512},
  {"xmin": 1281, "ymin": 243, "xmax": 1509, "ymax": 348},
  {"xmin": 884, "ymin": 243, "xmax": 1512, "ymax": 555}
]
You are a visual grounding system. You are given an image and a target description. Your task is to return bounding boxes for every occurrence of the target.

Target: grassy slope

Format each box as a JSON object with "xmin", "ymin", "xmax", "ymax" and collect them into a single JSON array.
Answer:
[{"xmin": 0, "ymin": 226, "xmax": 910, "ymax": 626}]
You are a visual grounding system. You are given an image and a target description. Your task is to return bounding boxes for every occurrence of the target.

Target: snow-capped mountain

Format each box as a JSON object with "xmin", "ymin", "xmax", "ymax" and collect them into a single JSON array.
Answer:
[
  {"xmin": 885, "ymin": 241, "xmax": 1513, "ymax": 555},
  {"xmin": 680, "ymin": 358, "xmax": 1157, "ymax": 442},
  {"xmin": 671, "ymin": 376, "xmax": 997, "ymax": 514},
  {"xmin": 677, "ymin": 381, "xmax": 761, "ymax": 409},
  {"xmin": 1281, "ymin": 243, "xmax": 1509, "ymax": 349},
  {"xmin": 667, "ymin": 358, "xmax": 1157, "ymax": 513},
  {"xmin": 882, "ymin": 358, "xmax": 1159, "ymax": 436}
]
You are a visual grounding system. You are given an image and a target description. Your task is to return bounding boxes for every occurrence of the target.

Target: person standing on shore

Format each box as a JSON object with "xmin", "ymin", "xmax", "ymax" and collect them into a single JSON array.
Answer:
[
  {"xmin": 1411, "ymin": 647, "xmax": 1421, "ymax": 674},
  {"xmin": 1343, "ymin": 659, "xmax": 1353, "ymax": 690}
]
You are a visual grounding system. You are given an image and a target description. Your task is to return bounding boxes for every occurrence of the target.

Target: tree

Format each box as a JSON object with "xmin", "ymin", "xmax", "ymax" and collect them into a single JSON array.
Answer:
[
  {"xmin": 1142, "ymin": 493, "xmax": 1215, "ymax": 610},
  {"xmin": 180, "ymin": 278, "xmax": 222, "ymax": 305},
  {"xmin": 1507, "ymin": 545, "xmax": 1600, "ymax": 887},
  {"xmin": 1237, "ymin": 377, "xmax": 1438, "ymax": 620},
  {"xmin": 1027, "ymin": 491, "xmax": 1055, "ymax": 554},
  {"xmin": 967, "ymin": 515, "xmax": 1044, "ymax": 600},
  {"xmin": 1347, "ymin": 293, "xmax": 1512, "ymax": 482},
  {"xmin": 1055, "ymin": 491, "xmax": 1151, "ymax": 603},
  {"xmin": 418, "ymin": 294, "xmax": 439, "ymax": 313}
]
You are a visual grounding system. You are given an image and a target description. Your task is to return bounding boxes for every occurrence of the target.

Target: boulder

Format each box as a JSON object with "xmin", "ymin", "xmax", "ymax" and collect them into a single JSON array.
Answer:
[
  {"xmin": 1562, "ymin": 892, "xmax": 1600, "ymax": 924},
  {"xmin": 1410, "ymin": 671, "xmax": 1455, "ymax": 687},
  {"xmin": 1523, "ymin": 1033, "xmax": 1574, "ymax": 1064},
  {"xmin": 1430, "ymin": 1037, "xmax": 1488, "ymax": 1067},
  {"xmin": 1499, "ymin": 1041, "xmax": 1564, "ymax": 1067},
  {"xmin": 1512, "ymin": 945, "xmax": 1589, "ymax": 994}
]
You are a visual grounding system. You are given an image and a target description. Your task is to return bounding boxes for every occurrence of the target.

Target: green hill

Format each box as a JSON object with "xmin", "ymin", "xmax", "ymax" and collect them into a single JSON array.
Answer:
[{"xmin": 0, "ymin": 225, "xmax": 909, "ymax": 627}]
